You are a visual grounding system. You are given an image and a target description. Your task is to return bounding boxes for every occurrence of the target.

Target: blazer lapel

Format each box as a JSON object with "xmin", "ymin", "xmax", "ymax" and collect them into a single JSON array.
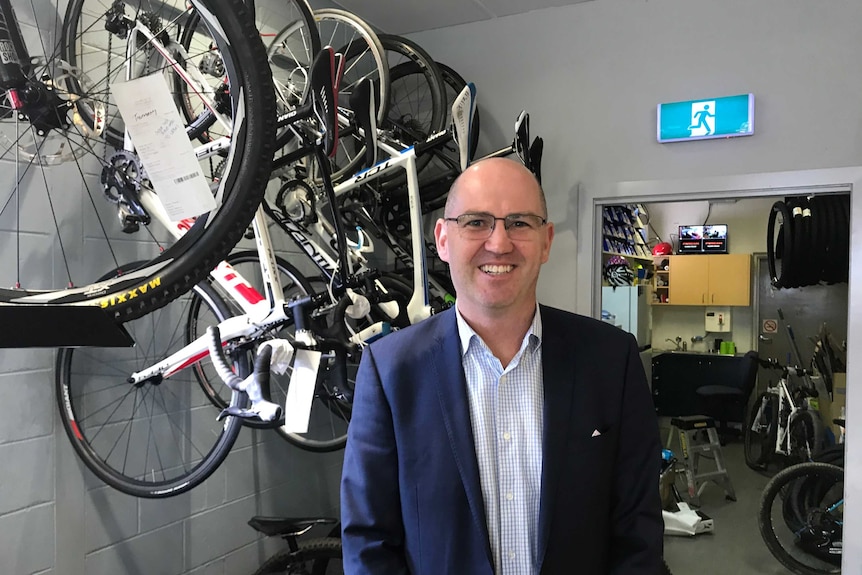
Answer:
[
  {"xmin": 431, "ymin": 310, "xmax": 493, "ymax": 565},
  {"xmin": 537, "ymin": 306, "xmax": 577, "ymax": 566}
]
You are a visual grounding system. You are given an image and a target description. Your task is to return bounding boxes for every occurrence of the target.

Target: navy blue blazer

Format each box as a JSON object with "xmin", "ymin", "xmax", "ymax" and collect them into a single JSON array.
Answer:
[{"xmin": 341, "ymin": 305, "xmax": 662, "ymax": 574}]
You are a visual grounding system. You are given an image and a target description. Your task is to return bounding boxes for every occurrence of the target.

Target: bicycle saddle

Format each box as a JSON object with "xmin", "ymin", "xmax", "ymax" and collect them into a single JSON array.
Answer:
[
  {"xmin": 308, "ymin": 46, "xmax": 341, "ymax": 157},
  {"xmin": 349, "ymin": 77, "xmax": 378, "ymax": 169},
  {"xmin": 248, "ymin": 516, "xmax": 337, "ymax": 537}
]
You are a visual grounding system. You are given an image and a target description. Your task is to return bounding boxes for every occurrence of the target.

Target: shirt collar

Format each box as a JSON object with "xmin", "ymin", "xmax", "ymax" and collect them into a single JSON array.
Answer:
[{"xmin": 454, "ymin": 303, "xmax": 542, "ymax": 358}]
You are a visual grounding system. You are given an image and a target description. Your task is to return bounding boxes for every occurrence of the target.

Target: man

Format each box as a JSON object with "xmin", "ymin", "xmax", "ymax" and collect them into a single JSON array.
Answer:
[{"xmin": 341, "ymin": 157, "xmax": 662, "ymax": 574}]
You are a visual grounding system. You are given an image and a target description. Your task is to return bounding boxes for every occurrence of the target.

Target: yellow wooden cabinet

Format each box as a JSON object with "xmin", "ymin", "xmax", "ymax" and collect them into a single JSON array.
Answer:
[{"xmin": 668, "ymin": 254, "xmax": 750, "ymax": 306}]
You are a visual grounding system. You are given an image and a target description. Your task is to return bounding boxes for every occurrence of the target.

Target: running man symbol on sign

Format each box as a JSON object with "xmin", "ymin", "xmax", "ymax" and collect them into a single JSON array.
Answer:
[{"xmin": 688, "ymin": 101, "xmax": 715, "ymax": 136}]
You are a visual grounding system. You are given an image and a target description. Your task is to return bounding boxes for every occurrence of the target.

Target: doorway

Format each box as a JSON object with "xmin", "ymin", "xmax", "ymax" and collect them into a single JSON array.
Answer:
[{"xmin": 583, "ymin": 167, "xmax": 861, "ymax": 573}]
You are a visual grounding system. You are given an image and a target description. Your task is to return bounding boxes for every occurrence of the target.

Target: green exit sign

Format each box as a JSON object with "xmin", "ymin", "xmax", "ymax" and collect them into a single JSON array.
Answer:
[{"xmin": 657, "ymin": 94, "xmax": 754, "ymax": 143}]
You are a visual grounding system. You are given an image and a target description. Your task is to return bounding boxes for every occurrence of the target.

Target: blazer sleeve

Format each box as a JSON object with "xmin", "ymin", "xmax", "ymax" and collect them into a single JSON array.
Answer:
[
  {"xmin": 609, "ymin": 334, "xmax": 664, "ymax": 574},
  {"xmin": 340, "ymin": 345, "xmax": 411, "ymax": 575}
]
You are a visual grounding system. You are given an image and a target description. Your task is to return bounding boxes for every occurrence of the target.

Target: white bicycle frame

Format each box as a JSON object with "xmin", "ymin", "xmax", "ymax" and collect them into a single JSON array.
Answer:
[{"xmin": 127, "ymin": 138, "xmax": 437, "ymax": 385}]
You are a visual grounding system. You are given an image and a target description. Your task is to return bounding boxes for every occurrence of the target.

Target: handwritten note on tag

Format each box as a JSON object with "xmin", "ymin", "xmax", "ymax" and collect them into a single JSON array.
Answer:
[
  {"xmin": 282, "ymin": 349, "xmax": 322, "ymax": 433},
  {"xmin": 112, "ymin": 74, "xmax": 216, "ymax": 220}
]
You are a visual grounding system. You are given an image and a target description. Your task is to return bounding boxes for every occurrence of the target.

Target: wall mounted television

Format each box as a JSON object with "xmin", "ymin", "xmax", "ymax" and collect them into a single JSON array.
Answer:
[{"xmin": 678, "ymin": 224, "xmax": 728, "ymax": 254}]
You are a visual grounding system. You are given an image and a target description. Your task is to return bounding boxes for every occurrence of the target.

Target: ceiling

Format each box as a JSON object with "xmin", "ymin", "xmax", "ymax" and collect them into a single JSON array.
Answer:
[{"xmin": 324, "ymin": 0, "xmax": 595, "ymax": 35}]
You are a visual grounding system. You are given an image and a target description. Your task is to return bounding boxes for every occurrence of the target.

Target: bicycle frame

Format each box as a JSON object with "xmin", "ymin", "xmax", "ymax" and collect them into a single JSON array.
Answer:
[{"xmin": 126, "ymin": 134, "xmax": 441, "ymax": 385}]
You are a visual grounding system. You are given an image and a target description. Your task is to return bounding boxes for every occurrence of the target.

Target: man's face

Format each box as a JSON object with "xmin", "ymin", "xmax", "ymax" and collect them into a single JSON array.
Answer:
[{"xmin": 434, "ymin": 159, "xmax": 554, "ymax": 320}]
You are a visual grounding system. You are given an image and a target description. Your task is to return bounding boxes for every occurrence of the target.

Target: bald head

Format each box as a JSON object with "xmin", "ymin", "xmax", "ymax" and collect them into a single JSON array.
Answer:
[{"xmin": 445, "ymin": 157, "xmax": 547, "ymax": 219}]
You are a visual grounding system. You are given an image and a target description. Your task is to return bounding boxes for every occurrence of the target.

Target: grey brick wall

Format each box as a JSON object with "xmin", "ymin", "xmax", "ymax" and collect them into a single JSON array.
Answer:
[{"xmin": 2, "ymin": 1, "xmax": 346, "ymax": 573}]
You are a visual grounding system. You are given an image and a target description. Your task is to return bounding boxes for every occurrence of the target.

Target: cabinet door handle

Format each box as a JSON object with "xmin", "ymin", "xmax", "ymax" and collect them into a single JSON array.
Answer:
[
  {"xmin": 702, "ymin": 293, "xmax": 705, "ymax": 303},
  {"xmin": 711, "ymin": 293, "xmax": 715, "ymax": 303}
]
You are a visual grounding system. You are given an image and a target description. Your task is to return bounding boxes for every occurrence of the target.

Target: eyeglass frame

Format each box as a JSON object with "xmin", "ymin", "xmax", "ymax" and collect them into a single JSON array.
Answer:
[{"xmin": 442, "ymin": 212, "xmax": 549, "ymax": 239}]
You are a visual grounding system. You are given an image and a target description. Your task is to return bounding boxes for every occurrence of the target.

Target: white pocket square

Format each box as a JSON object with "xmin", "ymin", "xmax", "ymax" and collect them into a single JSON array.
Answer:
[{"xmin": 591, "ymin": 429, "xmax": 601, "ymax": 438}]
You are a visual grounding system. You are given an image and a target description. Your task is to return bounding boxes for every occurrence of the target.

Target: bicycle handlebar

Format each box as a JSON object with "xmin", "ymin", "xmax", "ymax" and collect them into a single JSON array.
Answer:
[{"xmin": 206, "ymin": 326, "xmax": 283, "ymax": 423}]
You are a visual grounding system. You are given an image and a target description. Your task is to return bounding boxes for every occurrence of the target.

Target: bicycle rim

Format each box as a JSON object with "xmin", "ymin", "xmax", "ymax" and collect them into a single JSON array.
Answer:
[
  {"xmin": 55, "ymin": 269, "xmax": 246, "ymax": 497},
  {"xmin": 314, "ymin": 9, "xmax": 389, "ymax": 183},
  {"xmin": 0, "ymin": 0, "xmax": 275, "ymax": 322}
]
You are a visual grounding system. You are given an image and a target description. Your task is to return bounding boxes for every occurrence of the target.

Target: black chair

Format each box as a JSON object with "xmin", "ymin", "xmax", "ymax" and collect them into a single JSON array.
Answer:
[{"xmin": 695, "ymin": 350, "xmax": 759, "ymax": 443}]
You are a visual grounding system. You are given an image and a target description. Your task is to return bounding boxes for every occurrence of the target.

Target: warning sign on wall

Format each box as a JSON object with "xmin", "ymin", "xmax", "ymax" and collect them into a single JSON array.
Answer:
[{"xmin": 762, "ymin": 319, "xmax": 778, "ymax": 334}]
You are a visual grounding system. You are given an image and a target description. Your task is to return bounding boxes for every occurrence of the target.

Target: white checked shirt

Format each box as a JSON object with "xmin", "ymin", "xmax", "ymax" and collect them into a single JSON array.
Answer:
[{"xmin": 456, "ymin": 305, "xmax": 544, "ymax": 575}]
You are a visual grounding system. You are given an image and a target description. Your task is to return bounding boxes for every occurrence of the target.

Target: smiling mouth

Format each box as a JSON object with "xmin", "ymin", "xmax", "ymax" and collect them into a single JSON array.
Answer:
[{"xmin": 480, "ymin": 264, "xmax": 514, "ymax": 275}]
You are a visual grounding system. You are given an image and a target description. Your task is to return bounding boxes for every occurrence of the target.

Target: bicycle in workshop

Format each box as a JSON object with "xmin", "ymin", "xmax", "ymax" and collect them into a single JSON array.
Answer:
[
  {"xmin": 247, "ymin": 514, "xmax": 342, "ymax": 575},
  {"xmin": 0, "ymin": 0, "xmax": 283, "ymax": 326},
  {"xmin": 53, "ymin": 73, "xmax": 484, "ymax": 497},
  {"xmin": 744, "ymin": 356, "xmax": 829, "ymax": 472},
  {"xmin": 757, "ymin": 419, "xmax": 845, "ymax": 575}
]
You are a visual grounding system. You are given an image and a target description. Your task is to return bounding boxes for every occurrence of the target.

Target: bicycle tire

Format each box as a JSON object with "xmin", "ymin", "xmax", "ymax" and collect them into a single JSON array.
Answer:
[
  {"xmin": 55, "ymin": 266, "xmax": 247, "ymax": 497},
  {"xmin": 758, "ymin": 462, "xmax": 843, "ymax": 575},
  {"xmin": 0, "ymin": 0, "xmax": 276, "ymax": 321},
  {"xmin": 250, "ymin": 536, "xmax": 342, "ymax": 575},
  {"xmin": 374, "ymin": 34, "xmax": 447, "ymax": 190},
  {"xmin": 744, "ymin": 391, "xmax": 779, "ymax": 470},
  {"xmin": 788, "ymin": 409, "xmax": 826, "ymax": 463},
  {"xmin": 313, "ymin": 9, "xmax": 390, "ymax": 183},
  {"xmin": 767, "ymin": 200, "xmax": 794, "ymax": 288}
]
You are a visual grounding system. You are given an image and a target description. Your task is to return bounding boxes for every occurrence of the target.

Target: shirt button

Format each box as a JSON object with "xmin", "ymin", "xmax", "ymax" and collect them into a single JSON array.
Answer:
[
  {"xmin": 506, "ymin": 492, "xmax": 513, "ymax": 501},
  {"xmin": 500, "ymin": 375, "xmax": 507, "ymax": 384},
  {"xmin": 509, "ymin": 551, "xmax": 516, "ymax": 559},
  {"xmin": 503, "ymin": 432, "xmax": 511, "ymax": 441}
]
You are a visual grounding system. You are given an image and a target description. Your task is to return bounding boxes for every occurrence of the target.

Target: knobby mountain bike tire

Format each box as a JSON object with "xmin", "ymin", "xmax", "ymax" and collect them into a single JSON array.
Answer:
[
  {"xmin": 0, "ymin": 0, "xmax": 275, "ymax": 322},
  {"xmin": 56, "ymin": 267, "xmax": 248, "ymax": 497},
  {"xmin": 250, "ymin": 537, "xmax": 342, "ymax": 575},
  {"xmin": 744, "ymin": 391, "xmax": 779, "ymax": 471},
  {"xmin": 758, "ymin": 462, "xmax": 843, "ymax": 575}
]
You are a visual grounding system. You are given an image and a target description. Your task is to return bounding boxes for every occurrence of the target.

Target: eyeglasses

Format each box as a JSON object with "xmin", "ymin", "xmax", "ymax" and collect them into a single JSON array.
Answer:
[{"xmin": 444, "ymin": 212, "xmax": 548, "ymax": 240}]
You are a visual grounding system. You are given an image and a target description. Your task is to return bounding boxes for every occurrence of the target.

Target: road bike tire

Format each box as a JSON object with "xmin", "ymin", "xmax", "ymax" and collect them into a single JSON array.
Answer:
[
  {"xmin": 374, "ymin": 34, "xmax": 447, "ymax": 190},
  {"xmin": 744, "ymin": 391, "xmax": 779, "ymax": 471},
  {"xmin": 250, "ymin": 536, "xmax": 342, "ymax": 575},
  {"xmin": 55, "ymin": 266, "xmax": 247, "ymax": 497},
  {"xmin": 409, "ymin": 61, "xmax": 481, "ymax": 205},
  {"xmin": 313, "ymin": 9, "xmax": 390, "ymax": 183},
  {"xmin": 0, "ymin": 0, "xmax": 276, "ymax": 321},
  {"xmin": 758, "ymin": 462, "xmax": 843, "ymax": 575},
  {"xmin": 767, "ymin": 200, "xmax": 795, "ymax": 289}
]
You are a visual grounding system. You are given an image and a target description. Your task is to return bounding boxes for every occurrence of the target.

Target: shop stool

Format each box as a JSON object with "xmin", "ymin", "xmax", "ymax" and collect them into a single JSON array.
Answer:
[{"xmin": 667, "ymin": 415, "xmax": 736, "ymax": 506}]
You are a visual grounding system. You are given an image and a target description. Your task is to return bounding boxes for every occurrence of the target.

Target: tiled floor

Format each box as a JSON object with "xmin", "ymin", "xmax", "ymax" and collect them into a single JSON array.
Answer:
[{"xmin": 661, "ymin": 425, "xmax": 802, "ymax": 575}]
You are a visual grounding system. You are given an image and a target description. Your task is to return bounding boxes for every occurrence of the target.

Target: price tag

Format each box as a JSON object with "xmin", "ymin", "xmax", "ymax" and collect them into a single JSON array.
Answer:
[
  {"xmin": 112, "ymin": 74, "xmax": 216, "ymax": 220},
  {"xmin": 282, "ymin": 349, "xmax": 322, "ymax": 433}
]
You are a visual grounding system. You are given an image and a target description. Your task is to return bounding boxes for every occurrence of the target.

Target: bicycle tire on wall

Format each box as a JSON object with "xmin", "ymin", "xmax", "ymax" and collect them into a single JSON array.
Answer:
[
  {"xmin": 0, "ymin": 0, "xmax": 276, "ymax": 322},
  {"xmin": 56, "ymin": 275, "xmax": 247, "ymax": 498}
]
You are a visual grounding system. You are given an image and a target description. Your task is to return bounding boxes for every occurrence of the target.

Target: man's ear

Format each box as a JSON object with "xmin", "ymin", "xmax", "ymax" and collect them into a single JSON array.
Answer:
[
  {"xmin": 541, "ymin": 222, "xmax": 555, "ymax": 263},
  {"xmin": 434, "ymin": 218, "xmax": 450, "ymax": 263}
]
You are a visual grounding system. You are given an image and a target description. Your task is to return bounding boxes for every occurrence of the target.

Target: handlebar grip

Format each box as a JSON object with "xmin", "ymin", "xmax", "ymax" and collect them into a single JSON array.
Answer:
[{"xmin": 207, "ymin": 326, "xmax": 243, "ymax": 390}]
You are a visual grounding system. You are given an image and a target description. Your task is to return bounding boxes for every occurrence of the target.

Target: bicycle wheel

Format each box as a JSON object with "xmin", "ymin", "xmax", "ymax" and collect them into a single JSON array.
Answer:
[
  {"xmin": 0, "ymin": 0, "xmax": 275, "ymax": 322},
  {"xmin": 788, "ymin": 409, "xmax": 826, "ymax": 463},
  {"xmin": 758, "ymin": 462, "xmax": 843, "ymax": 575},
  {"xmin": 55, "ymin": 265, "xmax": 247, "ymax": 497},
  {"xmin": 314, "ymin": 9, "xmax": 389, "ymax": 183},
  {"xmin": 373, "ymin": 34, "xmax": 446, "ymax": 190},
  {"xmin": 745, "ymin": 391, "xmax": 779, "ymax": 470},
  {"xmin": 251, "ymin": 537, "xmax": 343, "ymax": 575},
  {"xmin": 411, "ymin": 61, "xmax": 481, "ymax": 203},
  {"xmin": 767, "ymin": 200, "xmax": 795, "ymax": 289}
]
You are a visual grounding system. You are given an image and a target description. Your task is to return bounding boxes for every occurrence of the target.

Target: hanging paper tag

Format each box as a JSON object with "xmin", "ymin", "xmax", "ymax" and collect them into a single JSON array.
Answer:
[
  {"xmin": 282, "ymin": 349, "xmax": 322, "ymax": 433},
  {"xmin": 112, "ymin": 73, "xmax": 216, "ymax": 220}
]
